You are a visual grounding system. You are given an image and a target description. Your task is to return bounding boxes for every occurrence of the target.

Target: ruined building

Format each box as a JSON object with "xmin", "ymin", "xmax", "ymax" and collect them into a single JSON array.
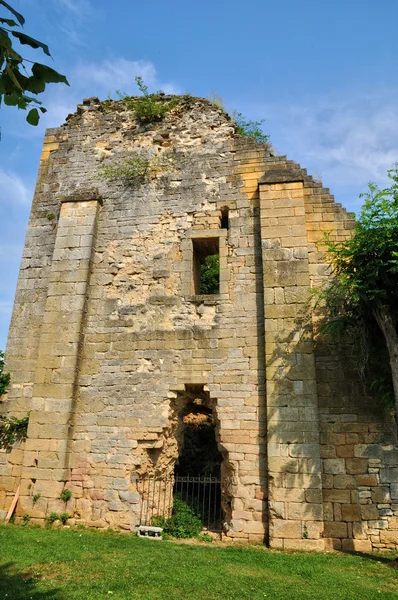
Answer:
[{"xmin": 0, "ymin": 96, "xmax": 397, "ymax": 550}]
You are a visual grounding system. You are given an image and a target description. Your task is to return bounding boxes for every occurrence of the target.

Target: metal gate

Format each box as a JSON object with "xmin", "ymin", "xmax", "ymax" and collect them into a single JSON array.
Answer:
[{"xmin": 138, "ymin": 475, "xmax": 223, "ymax": 532}]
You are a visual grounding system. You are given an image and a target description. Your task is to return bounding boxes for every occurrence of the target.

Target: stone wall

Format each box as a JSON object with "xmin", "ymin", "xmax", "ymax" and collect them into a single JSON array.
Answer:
[{"xmin": 0, "ymin": 96, "xmax": 397, "ymax": 549}]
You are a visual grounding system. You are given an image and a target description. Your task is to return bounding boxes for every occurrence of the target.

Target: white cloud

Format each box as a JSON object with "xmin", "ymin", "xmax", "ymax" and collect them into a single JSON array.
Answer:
[
  {"xmin": 0, "ymin": 169, "xmax": 32, "ymax": 206},
  {"xmin": 58, "ymin": 0, "xmax": 92, "ymax": 15},
  {"xmin": 251, "ymin": 91, "xmax": 398, "ymax": 205},
  {"xmin": 39, "ymin": 57, "xmax": 180, "ymax": 129},
  {"xmin": 73, "ymin": 58, "xmax": 158, "ymax": 91}
]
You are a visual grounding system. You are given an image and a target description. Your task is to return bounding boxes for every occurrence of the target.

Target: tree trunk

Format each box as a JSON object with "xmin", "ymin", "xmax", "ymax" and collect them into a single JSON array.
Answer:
[{"xmin": 373, "ymin": 305, "xmax": 398, "ymax": 429}]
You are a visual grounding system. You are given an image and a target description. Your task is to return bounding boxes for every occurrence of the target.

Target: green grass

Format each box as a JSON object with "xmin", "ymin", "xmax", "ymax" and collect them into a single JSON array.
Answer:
[{"xmin": 0, "ymin": 525, "xmax": 397, "ymax": 599}]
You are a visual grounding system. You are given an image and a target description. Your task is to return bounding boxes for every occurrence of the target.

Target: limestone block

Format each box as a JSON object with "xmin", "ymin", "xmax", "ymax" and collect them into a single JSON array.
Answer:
[
  {"xmin": 323, "ymin": 489, "xmax": 351, "ymax": 503},
  {"xmin": 119, "ymin": 491, "xmax": 139, "ymax": 504},
  {"xmin": 288, "ymin": 503, "xmax": 323, "ymax": 521},
  {"xmin": 346, "ymin": 458, "xmax": 368, "ymax": 475},
  {"xmin": 271, "ymin": 519, "xmax": 302, "ymax": 539},
  {"xmin": 323, "ymin": 459, "xmax": 346, "ymax": 474},
  {"xmin": 342, "ymin": 539, "xmax": 372, "ymax": 552},
  {"xmin": 380, "ymin": 530, "xmax": 398, "ymax": 544},
  {"xmin": 283, "ymin": 539, "xmax": 325, "ymax": 551},
  {"xmin": 324, "ymin": 522, "xmax": 348, "ymax": 538},
  {"xmin": 341, "ymin": 504, "xmax": 361, "ymax": 522},
  {"xmin": 243, "ymin": 520, "xmax": 266, "ymax": 535},
  {"xmin": 361, "ymin": 504, "xmax": 380, "ymax": 521},
  {"xmin": 371, "ymin": 487, "xmax": 391, "ymax": 503}
]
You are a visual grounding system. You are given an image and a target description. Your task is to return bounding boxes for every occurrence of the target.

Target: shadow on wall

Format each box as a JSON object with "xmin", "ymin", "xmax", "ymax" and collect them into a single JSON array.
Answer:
[
  {"xmin": 265, "ymin": 304, "xmax": 323, "ymax": 537},
  {"xmin": 0, "ymin": 562, "xmax": 65, "ymax": 600},
  {"xmin": 252, "ymin": 204, "xmax": 268, "ymax": 544},
  {"xmin": 265, "ymin": 291, "xmax": 397, "ymax": 548}
]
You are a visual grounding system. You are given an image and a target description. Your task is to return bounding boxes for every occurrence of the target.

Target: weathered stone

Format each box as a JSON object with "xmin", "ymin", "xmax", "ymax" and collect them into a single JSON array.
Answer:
[
  {"xmin": 119, "ymin": 491, "xmax": 139, "ymax": 504},
  {"xmin": 0, "ymin": 95, "xmax": 396, "ymax": 552}
]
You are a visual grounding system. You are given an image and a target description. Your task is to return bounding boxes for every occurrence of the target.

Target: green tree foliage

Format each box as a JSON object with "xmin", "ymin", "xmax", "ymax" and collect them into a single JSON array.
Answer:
[
  {"xmin": 0, "ymin": 1, "xmax": 68, "ymax": 127},
  {"xmin": 0, "ymin": 350, "xmax": 10, "ymax": 397},
  {"xmin": 200, "ymin": 254, "xmax": 220, "ymax": 294},
  {"xmin": 320, "ymin": 166, "xmax": 398, "ymax": 415}
]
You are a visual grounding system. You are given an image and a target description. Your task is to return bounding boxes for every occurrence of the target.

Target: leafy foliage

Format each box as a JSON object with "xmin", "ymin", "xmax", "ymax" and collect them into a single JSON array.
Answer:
[
  {"xmin": 97, "ymin": 152, "xmax": 151, "ymax": 184},
  {"xmin": 318, "ymin": 166, "xmax": 398, "ymax": 408},
  {"xmin": 117, "ymin": 76, "xmax": 180, "ymax": 124},
  {"xmin": 97, "ymin": 151, "xmax": 175, "ymax": 186},
  {"xmin": 0, "ymin": 1, "xmax": 69, "ymax": 127},
  {"xmin": 60, "ymin": 489, "xmax": 72, "ymax": 503},
  {"xmin": 45, "ymin": 512, "xmax": 60, "ymax": 525},
  {"xmin": 152, "ymin": 496, "xmax": 203, "ymax": 538},
  {"xmin": 200, "ymin": 254, "xmax": 220, "ymax": 295},
  {"xmin": 233, "ymin": 111, "xmax": 270, "ymax": 144},
  {"xmin": 0, "ymin": 350, "xmax": 10, "ymax": 397},
  {"xmin": 59, "ymin": 513, "xmax": 69, "ymax": 525},
  {"xmin": 0, "ymin": 413, "xmax": 29, "ymax": 448}
]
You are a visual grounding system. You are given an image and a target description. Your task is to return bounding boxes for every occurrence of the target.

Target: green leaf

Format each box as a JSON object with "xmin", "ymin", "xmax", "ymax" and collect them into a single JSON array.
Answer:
[
  {"xmin": 26, "ymin": 107, "xmax": 39, "ymax": 125},
  {"xmin": 3, "ymin": 92, "xmax": 19, "ymax": 105},
  {"xmin": 0, "ymin": 0, "xmax": 25, "ymax": 25},
  {"xmin": 0, "ymin": 18, "xmax": 17, "ymax": 26},
  {"xmin": 0, "ymin": 27, "xmax": 11, "ymax": 50},
  {"xmin": 31, "ymin": 62, "xmax": 69, "ymax": 86},
  {"xmin": 5, "ymin": 62, "xmax": 22, "ymax": 90},
  {"xmin": 11, "ymin": 31, "xmax": 50, "ymax": 56}
]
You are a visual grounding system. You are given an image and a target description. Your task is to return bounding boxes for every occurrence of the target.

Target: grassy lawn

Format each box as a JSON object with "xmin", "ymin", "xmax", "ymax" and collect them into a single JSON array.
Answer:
[{"xmin": 0, "ymin": 525, "xmax": 397, "ymax": 600}]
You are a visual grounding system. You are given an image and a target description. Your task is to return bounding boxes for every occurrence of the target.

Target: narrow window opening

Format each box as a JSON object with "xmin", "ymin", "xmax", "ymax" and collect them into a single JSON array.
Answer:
[
  {"xmin": 220, "ymin": 207, "xmax": 229, "ymax": 230},
  {"xmin": 192, "ymin": 238, "xmax": 219, "ymax": 295}
]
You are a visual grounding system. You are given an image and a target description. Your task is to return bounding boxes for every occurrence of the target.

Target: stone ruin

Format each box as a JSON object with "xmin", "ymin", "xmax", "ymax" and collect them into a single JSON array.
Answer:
[{"xmin": 0, "ymin": 95, "xmax": 397, "ymax": 550}]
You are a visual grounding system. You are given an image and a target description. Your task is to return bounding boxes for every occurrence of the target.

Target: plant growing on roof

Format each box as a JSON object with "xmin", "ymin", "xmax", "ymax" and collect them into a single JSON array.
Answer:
[{"xmin": 232, "ymin": 111, "xmax": 270, "ymax": 144}]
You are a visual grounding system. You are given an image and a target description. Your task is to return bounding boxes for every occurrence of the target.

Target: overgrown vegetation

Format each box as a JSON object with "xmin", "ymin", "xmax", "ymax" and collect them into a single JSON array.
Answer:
[
  {"xmin": 199, "ymin": 254, "xmax": 220, "ymax": 295},
  {"xmin": 0, "ymin": 349, "xmax": 9, "ymax": 396},
  {"xmin": 232, "ymin": 111, "xmax": 270, "ymax": 144},
  {"xmin": 0, "ymin": 349, "xmax": 28, "ymax": 450},
  {"xmin": 0, "ymin": 525, "xmax": 397, "ymax": 599},
  {"xmin": 152, "ymin": 496, "xmax": 203, "ymax": 539},
  {"xmin": 0, "ymin": 413, "xmax": 28, "ymax": 448},
  {"xmin": 117, "ymin": 76, "xmax": 180, "ymax": 124},
  {"xmin": 316, "ymin": 165, "xmax": 398, "ymax": 414},
  {"xmin": 97, "ymin": 151, "xmax": 175, "ymax": 186},
  {"xmin": 45, "ymin": 512, "xmax": 60, "ymax": 525},
  {"xmin": 60, "ymin": 489, "xmax": 72, "ymax": 503}
]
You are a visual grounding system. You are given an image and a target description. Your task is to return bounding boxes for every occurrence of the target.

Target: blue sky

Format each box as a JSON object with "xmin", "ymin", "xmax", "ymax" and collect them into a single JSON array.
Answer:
[{"xmin": 0, "ymin": 0, "xmax": 398, "ymax": 349}]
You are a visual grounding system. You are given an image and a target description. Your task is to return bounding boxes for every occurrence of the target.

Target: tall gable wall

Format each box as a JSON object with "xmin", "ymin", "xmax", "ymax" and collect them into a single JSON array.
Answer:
[{"xmin": 0, "ymin": 97, "xmax": 397, "ymax": 550}]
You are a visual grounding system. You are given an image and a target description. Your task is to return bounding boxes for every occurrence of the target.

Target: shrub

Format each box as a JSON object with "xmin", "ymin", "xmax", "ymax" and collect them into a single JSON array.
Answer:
[
  {"xmin": 117, "ymin": 76, "xmax": 180, "ymax": 124},
  {"xmin": 0, "ymin": 350, "xmax": 10, "ymax": 397},
  {"xmin": 60, "ymin": 489, "xmax": 72, "ymax": 503},
  {"xmin": 60, "ymin": 513, "xmax": 69, "ymax": 525},
  {"xmin": 152, "ymin": 496, "xmax": 202, "ymax": 539},
  {"xmin": 0, "ymin": 414, "xmax": 29, "ymax": 449},
  {"xmin": 97, "ymin": 151, "xmax": 176, "ymax": 187},
  {"xmin": 200, "ymin": 254, "xmax": 220, "ymax": 295},
  {"xmin": 233, "ymin": 111, "xmax": 270, "ymax": 144},
  {"xmin": 32, "ymin": 493, "xmax": 40, "ymax": 505},
  {"xmin": 97, "ymin": 153, "xmax": 151, "ymax": 184},
  {"xmin": 45, "ymin": 513, "xmax": 59, "ymax": 525}
]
